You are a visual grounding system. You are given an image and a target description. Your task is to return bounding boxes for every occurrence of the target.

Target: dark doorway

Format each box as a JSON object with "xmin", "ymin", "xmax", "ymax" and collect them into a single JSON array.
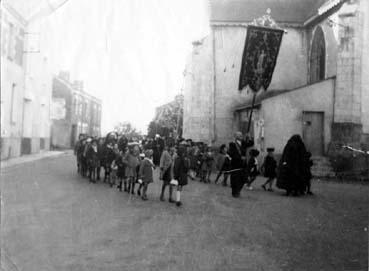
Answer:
[{"xmin": 303, "ymin": 111, "xmax": 324, "ymax": 156}]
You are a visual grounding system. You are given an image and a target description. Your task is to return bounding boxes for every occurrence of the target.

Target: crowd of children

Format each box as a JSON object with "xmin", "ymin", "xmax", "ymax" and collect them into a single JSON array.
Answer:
[
  {"xmin": 74, "ymin": 133, "xmax": 193, "ymax": 206},
  {"xmin": 74, "ymin": 132, "xmax": 314, "ymax": 205}
]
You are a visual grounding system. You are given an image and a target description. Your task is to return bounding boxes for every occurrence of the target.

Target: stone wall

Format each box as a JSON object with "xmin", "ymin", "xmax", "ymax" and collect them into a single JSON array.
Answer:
[
  {"xmin": 183, "ymin": 5, "xmax": 367, "ymax": 149},
  {"xmin": 261, "ymin": 78, "xmax": 335, "ymax": 155},
  {"xmin": 213, "ymin": 26, "xmax": 310, "ymax": 145},
  {"xmin": 0, "ymin": 7, "xmax": 26, "ymax": 160},
  {"xmin": 360, "ymin": 0, "xmax": 369, "ymax": 135},
  {"xmin": 334, "ymin": 3, "xmax": 363, "ymax": 125},
  {"xmin": 182, "ymin": 36, "xmax": 214, "ymax": 143},
  {"xmin": 183, "ymin": 26, "xmax": 315, "ymax": 145}
]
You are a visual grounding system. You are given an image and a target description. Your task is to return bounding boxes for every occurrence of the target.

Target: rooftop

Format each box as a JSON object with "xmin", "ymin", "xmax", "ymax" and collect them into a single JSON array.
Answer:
[{"xmin": 209, "ymin": 0, "xmax": 329, "ymax": 24}]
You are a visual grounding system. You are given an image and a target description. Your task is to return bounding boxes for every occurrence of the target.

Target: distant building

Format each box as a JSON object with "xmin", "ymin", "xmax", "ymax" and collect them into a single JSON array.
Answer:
[
  {"xmin": 183, "ymin": 0, "xmax": 369, "ymax": 157},
  {"xmin": 51, "ymin": 72, "xmax": 102, "ymax": 148},
  {"xmin": 1, "ymin": 4, "xmax": 52, "ymax": 160}
]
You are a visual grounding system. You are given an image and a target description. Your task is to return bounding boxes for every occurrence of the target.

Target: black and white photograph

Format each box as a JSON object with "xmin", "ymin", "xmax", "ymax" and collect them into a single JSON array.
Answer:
[{"xmin": 1, "ymin": 0, "xmax": 368, "ymax": 270}]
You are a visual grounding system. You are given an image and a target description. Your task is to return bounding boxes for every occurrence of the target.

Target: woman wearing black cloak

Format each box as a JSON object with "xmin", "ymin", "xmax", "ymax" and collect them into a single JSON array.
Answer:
[
  {"xmin": 277, "ymin": 134, "xmax": 308, "ymax": 196},
  {"xmin": 152, "ymin": 134, "xmax": 164, "ymax": 166}
]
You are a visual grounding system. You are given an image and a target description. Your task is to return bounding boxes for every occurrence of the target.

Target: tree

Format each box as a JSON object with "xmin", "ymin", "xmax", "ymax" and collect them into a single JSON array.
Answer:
[
  {"xmin": 148, "ymin": 94, "xmax": 183, "ymax": 138},
  {"xmin": 113, "ymin": 121, "xmax": 142, "ymax": 139},
  {"xmin": 147, "ymin": 121, "xmax": 171, "ymax": 138}
]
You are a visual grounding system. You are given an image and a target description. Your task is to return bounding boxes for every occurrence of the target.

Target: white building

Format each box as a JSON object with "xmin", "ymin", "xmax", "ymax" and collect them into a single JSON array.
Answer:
[
  {"xmin": 1, "ymin": 0, "xmax": 65, "ymax": 159},
  {"xmin": 183, "ymin": 0, "xmax": 369, "ymax": 158}
]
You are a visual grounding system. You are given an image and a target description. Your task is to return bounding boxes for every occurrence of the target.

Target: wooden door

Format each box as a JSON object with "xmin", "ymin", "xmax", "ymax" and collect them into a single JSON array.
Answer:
[{"xmin": 303, "ymin": 112, "xmax": 324, "ymax": 156}]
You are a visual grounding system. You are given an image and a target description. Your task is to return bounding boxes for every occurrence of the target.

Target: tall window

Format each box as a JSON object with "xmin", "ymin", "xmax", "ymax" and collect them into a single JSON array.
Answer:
[
  {"xmin": 310, "ymin": 26, "xmax": 326, "ymax": 83},
  {"xmin": 14, "ymin": 28, "xmax": 24, "ymax": 66},
  {"xmin": 10, "ymin": 83, "xmax": 16, "ymax": 123},
  {"xmin": 7, "ymin": 23, "xmax": 15, "ymax": 61},
  {"xmin": 1, "ymin": 21, "xmax": 9, "ymax": 56}
]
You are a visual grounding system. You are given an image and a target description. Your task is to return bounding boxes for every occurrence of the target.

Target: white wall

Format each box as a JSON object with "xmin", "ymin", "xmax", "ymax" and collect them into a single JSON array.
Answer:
[
  {"xmin": 261, "ymin": 78, "xmax": 335, "ymax": 154},
  {"xmin": 213, "ymin": 26, "xmax": 309, "ymax": 144},
  {"xmin": 0, "ymin": 7, "xmax": 26, "ymax": 159},
  {"xmin": 182, "ymin": 36, "xmax": 214, "ymax": 143},
  {"xmin": 23, "ymin": 15, "xmax": 53, "ymax": 148},
  {"xmin": 360, "ymin": 0, "xmax": 369, "ymax": 134}
]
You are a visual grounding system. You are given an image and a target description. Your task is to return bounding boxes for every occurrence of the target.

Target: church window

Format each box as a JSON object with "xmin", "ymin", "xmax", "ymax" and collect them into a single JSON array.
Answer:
[{"xmin": 309, "ymin": 26, "xmax": 326, "ymax": 83}]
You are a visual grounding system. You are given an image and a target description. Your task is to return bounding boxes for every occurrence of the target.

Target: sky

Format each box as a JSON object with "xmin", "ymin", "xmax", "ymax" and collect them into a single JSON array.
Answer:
[{"xmin": 41, "ymin": 0, "xmax": 210, "ymax": 134}]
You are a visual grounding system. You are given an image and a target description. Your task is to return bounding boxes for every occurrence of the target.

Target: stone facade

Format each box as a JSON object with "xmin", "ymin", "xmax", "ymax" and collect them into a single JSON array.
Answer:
[
  {"xmin": 359, "ymin": 0, "xmax": 369, "ymax": 137},
  {"xmin": 1, "ymin": 5, "xmax": 52, "ymax": 160},
  {"xmin": 183, "ymin": 38, "xmax": 214, "ymax": 142},
  {"xmin": 51, "ymin": 72, "xmax": 102, "ymax": 149},
  {"xmin": 0, "ymin": 6, "xmax": 26, "ymax": 160},
  {"xmin": 183, "ymin": 0, "xmax": 368, "ymax": 155}
]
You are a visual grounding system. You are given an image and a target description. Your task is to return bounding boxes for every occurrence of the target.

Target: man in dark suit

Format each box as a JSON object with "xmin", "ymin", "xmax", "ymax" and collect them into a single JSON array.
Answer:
[{"xmin": 228, "ymin": 131, "xmax": 254, "ymax": 197}]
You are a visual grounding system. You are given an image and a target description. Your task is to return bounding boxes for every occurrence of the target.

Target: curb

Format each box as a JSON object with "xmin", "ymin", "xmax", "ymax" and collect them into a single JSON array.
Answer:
[{"xmin": 0, "ymin": 151, "xmax": 68, "ymax": 170}]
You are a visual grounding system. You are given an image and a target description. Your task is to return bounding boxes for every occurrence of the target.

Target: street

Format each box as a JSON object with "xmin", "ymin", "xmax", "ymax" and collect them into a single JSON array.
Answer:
[{"xmin": 1, "ymin": 153, "xmax": 368, "ymax": 271}]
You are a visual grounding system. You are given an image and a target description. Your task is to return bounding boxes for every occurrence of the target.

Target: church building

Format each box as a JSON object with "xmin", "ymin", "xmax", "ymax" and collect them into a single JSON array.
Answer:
[{"xmin": 183, "ymin": 0, "xmax": 369, "ymax": 158}]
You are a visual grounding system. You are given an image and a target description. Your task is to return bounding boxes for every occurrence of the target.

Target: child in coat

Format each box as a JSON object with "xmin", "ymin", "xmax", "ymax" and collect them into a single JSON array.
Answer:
[
  {"xmin": 246, "ymin": 149, "xmax": 260, "ymax": 190},
  {"xmin": 261, "ymin": 148, "xmax": 277, "ymax": 191},
  {"xmin": 137, "ymin": 149, "xmax": 155, "ymax": 200},
  {"xmin": 200, "ymin": 145, "xmax": 213, "ymax": 183},
  {"xmin": 104, "ymin": 142, "xmax": 116, "ymax": 182},
  {"xmin": 215, "ymin": 144, "xmax": 231, "ymax": 186},
  {"xmin": 173, "ymin": 144, "xmax": 190, "ymax": 207},
  {"xmin": 110, "ymin": 159, "xmax": 118, "ymax": 187},
  {"xmin": 86, "ymin": 139, "xmax": 99, "ymax": 183},
  {"xmin": 123, "ymin": 144, "xmax": 141, "ymax": 194},
  {"xmin": 116, "ymin": 149, "xmax": 127, "ymax": 191},
  {"xmin": 304, "ymin": 152, "xmax": 314, "ymax": 195}
]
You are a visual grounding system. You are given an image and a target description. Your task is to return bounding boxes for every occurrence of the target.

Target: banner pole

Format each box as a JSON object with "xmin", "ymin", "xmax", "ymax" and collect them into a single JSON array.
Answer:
[{"xmin": 246, "ymin": 92, "xmax": 257, "ymax": 134}]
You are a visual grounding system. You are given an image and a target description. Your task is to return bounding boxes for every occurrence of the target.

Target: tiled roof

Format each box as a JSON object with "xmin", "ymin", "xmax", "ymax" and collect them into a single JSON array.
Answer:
[{"xmin": 210, "ymin": 0, "xmax": 329, "ymax": 24}]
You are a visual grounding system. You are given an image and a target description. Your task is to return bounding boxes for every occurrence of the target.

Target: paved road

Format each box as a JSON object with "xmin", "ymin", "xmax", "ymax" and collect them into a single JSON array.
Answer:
[{"xmin": 1, "ymin": 153, "xmax": 368, "ymax": 271}]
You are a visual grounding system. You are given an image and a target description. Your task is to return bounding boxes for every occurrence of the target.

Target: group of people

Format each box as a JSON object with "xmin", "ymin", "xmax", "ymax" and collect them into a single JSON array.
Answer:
[
  {"xmin": 219, "ymin": 131, "xmax": 313, "ymax": 198},
  {"xmin": 74, "ymin": 132, "xmax": 190, "ymax": 206},
  {"xmin": 74, "ymin": 131, "xmax": 314, "ymax": 204}
]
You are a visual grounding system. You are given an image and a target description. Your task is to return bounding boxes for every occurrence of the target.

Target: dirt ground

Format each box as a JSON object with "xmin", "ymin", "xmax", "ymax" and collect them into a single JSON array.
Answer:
[{"xmin": 1, "ymin": 153, "xmax": 368, "ymax": 271}]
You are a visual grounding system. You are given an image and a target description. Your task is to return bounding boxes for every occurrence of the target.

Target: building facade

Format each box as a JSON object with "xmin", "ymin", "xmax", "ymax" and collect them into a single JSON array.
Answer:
[
  {"xmin": 51, "ymin": 72, "xmax": 102, "ymax": 148},
  {"xmin": 183, "ymin": 0, "xmax": 369, "ymax": 157},
  {"xmin": 1, "ymin": 3, "xmax": 52, "ymax": 160}
]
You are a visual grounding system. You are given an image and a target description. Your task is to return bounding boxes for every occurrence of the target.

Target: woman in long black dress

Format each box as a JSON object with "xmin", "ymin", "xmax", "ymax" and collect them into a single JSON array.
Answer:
[{"xmin": 277, "ymin": 134, "xmax": 308, "ymax": 196}]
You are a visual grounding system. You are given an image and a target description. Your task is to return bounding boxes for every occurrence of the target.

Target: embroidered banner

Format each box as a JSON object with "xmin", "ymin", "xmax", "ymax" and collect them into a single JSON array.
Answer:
[{"xmin": 238, "ymin": 25, "xmax": 284, "ymax": 92}]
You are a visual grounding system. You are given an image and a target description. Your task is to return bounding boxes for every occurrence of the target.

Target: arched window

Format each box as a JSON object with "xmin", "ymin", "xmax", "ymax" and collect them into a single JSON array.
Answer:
[{"xmin": 310, "ymin": 26, "xmax": 326, "ymax": 83}]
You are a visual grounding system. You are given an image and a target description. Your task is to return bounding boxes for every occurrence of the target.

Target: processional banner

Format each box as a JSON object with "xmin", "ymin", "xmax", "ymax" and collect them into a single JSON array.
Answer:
[{"xmin": 238, "ymin": 25, "xmax": 284, "ymax": 92}]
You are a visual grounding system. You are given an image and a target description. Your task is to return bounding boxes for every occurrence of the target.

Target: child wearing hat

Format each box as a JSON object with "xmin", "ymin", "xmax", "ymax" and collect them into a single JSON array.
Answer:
[
  {"xmin": 86, "ymin": 139, "xmax": 99, "ymax": 182},
  {"xmin": 124, "ymin": 144, "xmax": 141, "ymax": 194},
  {"xmin": 246, "ymin": 149, "xmax": 260, "ymax": 190},
  {"xmin": 116, "ymin": 148, "xmax": 127, "ymax": 191},
  {"xmin": 261, "ymin": 148, "xmax": 277, "ymax": 191},
  {"xmin": 137, "ymin": 149, "xmax": 155, "ymax": 200}
]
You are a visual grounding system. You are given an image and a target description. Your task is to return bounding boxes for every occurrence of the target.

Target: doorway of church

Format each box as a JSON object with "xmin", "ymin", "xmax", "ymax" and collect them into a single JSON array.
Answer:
[{"xmin": 303, "ymin": 111, "xmax": 324, "ymax": 156}]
